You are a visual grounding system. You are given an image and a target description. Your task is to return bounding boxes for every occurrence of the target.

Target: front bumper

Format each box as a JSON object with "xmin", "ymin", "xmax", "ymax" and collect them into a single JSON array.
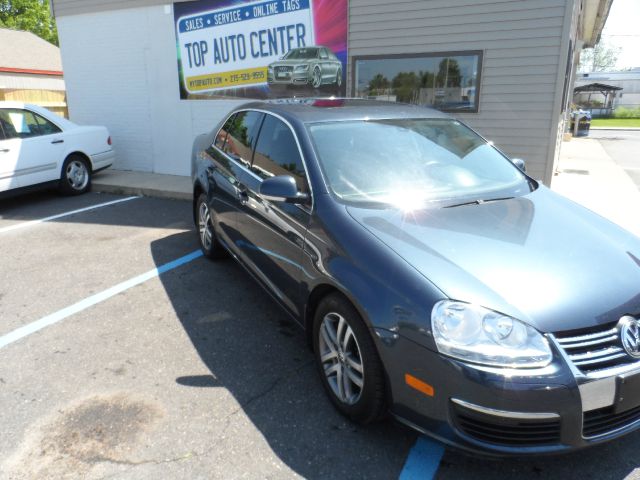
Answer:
[
  {"xmin": 375, "ymin": 331, "xmax": 640, "ymax": 455},
  {"xmin": 267, "ymin": 70, "xmax": 310, "ymax": 85}
]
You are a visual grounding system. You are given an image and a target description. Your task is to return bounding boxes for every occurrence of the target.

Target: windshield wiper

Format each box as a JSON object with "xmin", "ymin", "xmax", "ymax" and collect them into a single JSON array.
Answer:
[{"xmin": 443, "ymin": 197, "xmax": 514, "ymax": 208}]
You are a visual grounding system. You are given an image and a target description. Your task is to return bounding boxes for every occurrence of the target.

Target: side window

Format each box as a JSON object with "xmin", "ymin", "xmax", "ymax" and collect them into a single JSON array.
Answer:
[
  {"xmin": 252, "ymin": 115, "xmax": 309, "ymax": 195},
  {"xmin": 34, "ymin": 113, "xmax": 62, "ymax": 135},
  {"xmin": 222, "ymin": 111, "xmax": 263, "ymax": 168},
  {"xmin": 0, "ymin": 110, "xmax": 15, "ymax": 139},
  {"xmin": 319, "ymin": 48, "xmax": 329, "ymax": 60},
  {"xmin": 0, "ymin": 109, "xmax": 41, "ymax": 138},
  {"xmin": 214, "ymin": 113, "xmax": 234, "ymax": 150}
]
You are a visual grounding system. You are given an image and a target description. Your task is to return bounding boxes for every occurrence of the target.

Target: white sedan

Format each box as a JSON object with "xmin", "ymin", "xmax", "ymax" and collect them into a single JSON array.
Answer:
[{"xmin": 0, "ymin": 102, "xmax": 114, "ymax": 196}]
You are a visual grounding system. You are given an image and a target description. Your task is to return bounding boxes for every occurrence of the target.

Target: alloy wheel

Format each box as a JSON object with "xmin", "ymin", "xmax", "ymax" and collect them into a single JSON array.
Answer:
[
  {"xmin": 318, "ymin": 312, "xmax": 364, "ymax": 405},
  {"xmin": 312, "ymin": 68, "xmax": 322, "ymax": 88},
  {"xmin": 66, "ymin": 160, "xmax": 89, "ymax": 191},
  {"xmin": 198, "ymin": 201, "xmax": 213, "ymax": 251}
]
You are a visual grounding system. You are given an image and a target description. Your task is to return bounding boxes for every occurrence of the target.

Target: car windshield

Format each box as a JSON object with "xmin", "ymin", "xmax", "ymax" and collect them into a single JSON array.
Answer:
[
  {"xmin": 308, "ymin": 118, "xmax": 533, "ymax": 208},
  {"xmin": 284, "ymin": 48, "xmax": 318, "ymax": 60}
]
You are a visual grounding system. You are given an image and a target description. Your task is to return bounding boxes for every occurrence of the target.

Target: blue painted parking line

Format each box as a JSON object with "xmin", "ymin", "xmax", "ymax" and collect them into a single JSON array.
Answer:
[
  {"xmin": 0, "ymin": 250, "xmax": 203, "ymax": 350},
  {"xmin": 399, "ymin": 436, "xmax": 445, "ymax": 480}
]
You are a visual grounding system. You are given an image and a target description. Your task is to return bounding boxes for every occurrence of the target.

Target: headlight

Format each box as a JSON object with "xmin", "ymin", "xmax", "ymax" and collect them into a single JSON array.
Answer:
[
  {"xmin": 295, "ymin": 64, "xmax": 310, "ymax": 71},
  {"xmin": 431, "ymin": 300, "xmax": 552, "ymax": 368}
]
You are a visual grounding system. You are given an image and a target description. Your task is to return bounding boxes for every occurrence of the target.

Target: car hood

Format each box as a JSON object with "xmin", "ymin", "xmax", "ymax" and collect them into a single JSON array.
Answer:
[
  {"xmin": 270, "ymin": 59, "xmax": 312, "ymax": 67},
  {"xmin": 346, "ymin": 186, "xmax": 640, "ymax": 333}
]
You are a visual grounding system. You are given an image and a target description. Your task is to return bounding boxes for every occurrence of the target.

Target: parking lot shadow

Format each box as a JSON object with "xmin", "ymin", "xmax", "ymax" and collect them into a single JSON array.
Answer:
[
  {"xmin": 151, "ymin": 229, "xmax": 640, "ymax": 479},
  {"xmin": 150, "ymin": 230, "xmax": 415, "ymax": 478}
]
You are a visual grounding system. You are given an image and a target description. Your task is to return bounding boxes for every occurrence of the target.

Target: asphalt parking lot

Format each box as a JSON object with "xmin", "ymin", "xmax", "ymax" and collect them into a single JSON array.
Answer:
[{"xmin": 2, "ymin": 191, "xmax": 640, "ymax": 479}]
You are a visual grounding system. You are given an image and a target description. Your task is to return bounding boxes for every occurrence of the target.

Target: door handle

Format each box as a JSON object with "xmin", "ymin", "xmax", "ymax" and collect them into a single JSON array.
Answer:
[
  {"xmin": 238, "ymin": 189, "xmax": 249, "ymax": 205},
  {"xmin": 51, "ymin": 139, "xmax": 64, "ymax": 144},
  {"xmin": 0, "ymin": 148, "xmax": 9, "ymax": 153}
]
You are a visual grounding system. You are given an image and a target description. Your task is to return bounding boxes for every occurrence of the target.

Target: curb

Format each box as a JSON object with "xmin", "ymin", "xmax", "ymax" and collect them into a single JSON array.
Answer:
[
  {"xmin": 92, "ymin": 182, "xmax": 192, "ymax": 201},
  {"xmin": 590, "ymin": 127, "xmax": 640, "ymax": 131}
]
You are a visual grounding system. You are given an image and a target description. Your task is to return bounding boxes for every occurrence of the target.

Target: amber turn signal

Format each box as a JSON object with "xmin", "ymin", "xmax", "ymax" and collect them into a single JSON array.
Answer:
[{"xmin": 405, "ymin": 373, "xmax": 434, "ymax": 397}]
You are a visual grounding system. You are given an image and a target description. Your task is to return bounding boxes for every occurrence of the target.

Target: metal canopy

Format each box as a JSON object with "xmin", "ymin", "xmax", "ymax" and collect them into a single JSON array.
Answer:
[{"xmin": 574, "ymin": 82, "xmax": 623, "ymax": 94}]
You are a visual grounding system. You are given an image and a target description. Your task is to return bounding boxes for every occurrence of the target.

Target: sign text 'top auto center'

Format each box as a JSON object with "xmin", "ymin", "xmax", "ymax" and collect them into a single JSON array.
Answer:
[{"xmin": 174, "ymin": 0, "xmax": 348, "ymax": 99}]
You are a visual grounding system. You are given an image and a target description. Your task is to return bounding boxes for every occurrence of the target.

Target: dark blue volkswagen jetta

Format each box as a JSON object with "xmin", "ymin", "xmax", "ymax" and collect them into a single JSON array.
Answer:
[{"xmin": 191, "ymin": 99, "xmax": 640, "ymax": 455}]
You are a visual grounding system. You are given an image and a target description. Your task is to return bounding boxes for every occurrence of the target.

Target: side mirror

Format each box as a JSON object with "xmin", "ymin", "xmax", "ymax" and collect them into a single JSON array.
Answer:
[
  {"xmin": 512, "ymin": 158, "xmax": 526, "ymax": 172},
  {"xmin": 259, "ymin": 175, "xmax": 309, "ymax": 204}
]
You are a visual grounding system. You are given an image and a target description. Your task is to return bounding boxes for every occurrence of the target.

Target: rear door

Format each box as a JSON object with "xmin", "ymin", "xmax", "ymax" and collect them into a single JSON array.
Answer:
[
  {"xmin": 234, "ymin": 113, "xmax": 312, "ymax": 317},
  {"xmin": 204, "ymin": 110, "xmax": 264, "ymax": 249},
  {"xmin": 320, "ymin": 48, "xmax": 337, "ymax": 83}
]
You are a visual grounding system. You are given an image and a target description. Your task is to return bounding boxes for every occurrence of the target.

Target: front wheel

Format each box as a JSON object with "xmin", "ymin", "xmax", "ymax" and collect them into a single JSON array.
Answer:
[
  {"xmin": 59, "ymin": 155, "xmax": 91, "ymax": 195},
  {"xmin": 196, "ymin": 193, "xmax": 227, "ymax": 260},
  {"xmin": 311, "ymin": 67, "xmax": 322, "ymax": 89},
  {"xmin": 313, "ymin": 293, "xmax": 387, "ymax": 423}
]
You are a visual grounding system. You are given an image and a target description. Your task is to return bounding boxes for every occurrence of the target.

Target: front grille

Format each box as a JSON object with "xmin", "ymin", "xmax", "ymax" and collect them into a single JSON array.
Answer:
[
  {"xmin": 452, "ymin": 402, "xmax": 561, "ymax": 446},
  {"xmin": 275, "ymin": 66, "xmax": 293, "ymax": 74},
  {"xmin": 583, "ymin": 404, "xmax": 640, "ymax": 437},
  {"xmin": 554, "ymin": 321, "xmax": 638, "ymax": 375}
]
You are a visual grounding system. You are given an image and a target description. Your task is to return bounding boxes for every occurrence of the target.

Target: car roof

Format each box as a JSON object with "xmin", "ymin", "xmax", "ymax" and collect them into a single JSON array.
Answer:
[{"xmin": 235, "ymin": 98, "xmax": 451, "ymax": 124}]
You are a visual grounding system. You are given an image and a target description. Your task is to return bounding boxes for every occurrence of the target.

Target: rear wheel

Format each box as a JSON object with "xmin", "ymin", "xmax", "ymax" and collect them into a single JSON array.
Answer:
[
  {"xmin": 313, "ymin": 293, "xmax": 387, "ymax": 423},
  {"xmin": 59, "ymin": 155, "xmax": 91, "ymax": 195},
  {"xmin": 196, "ymin": 193, "xmax": 227, "ymax": 260}
]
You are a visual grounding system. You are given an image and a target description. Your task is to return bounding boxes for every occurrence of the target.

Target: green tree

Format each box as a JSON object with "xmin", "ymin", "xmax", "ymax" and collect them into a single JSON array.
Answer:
[
  {"xmin": 368, "ymin": 73, "xmax": 390, "ymax": 95},
  {"xmin": 391, "ymin": 71, "xmax": 420, "ymax": 103},
  {"xmin": 0, "ymin": 0, "xmax": 58, "ymax": 45},
  {"xmin": 420, "ymin": 70, "xmax": 435, "ymax": 88},
  {"xmin": 436, "ymin": 58, "xmax": 461, "ymax": 88},
  {"xmin": 578, "ymin": 41, "xmax": 620, "ymax": 72}
]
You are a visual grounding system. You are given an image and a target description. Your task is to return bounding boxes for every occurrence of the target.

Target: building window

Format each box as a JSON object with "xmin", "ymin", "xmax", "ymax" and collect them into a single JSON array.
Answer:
[{"xmin": 353, "ymin": 51, "xmax": 483, "ymax": 113}]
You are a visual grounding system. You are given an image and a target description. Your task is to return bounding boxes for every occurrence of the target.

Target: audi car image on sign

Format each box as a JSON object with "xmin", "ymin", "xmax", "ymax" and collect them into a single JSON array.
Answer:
[
  {"xmin": 191, "ymin": 99, "xmax": 640, "ymax": 455},
  {"xmin": 0, "ymin": 102, "xmax": 113, "ymax": 197},
  {"xmin": 267, "ymin": 46, "xmax": 342, "ymax": 89}
]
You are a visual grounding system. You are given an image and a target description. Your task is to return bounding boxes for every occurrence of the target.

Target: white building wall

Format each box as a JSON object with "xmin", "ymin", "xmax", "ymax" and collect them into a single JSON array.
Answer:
[{"xmin": 57, "ymin": 5, "xmax": 245, "ymax": 175}]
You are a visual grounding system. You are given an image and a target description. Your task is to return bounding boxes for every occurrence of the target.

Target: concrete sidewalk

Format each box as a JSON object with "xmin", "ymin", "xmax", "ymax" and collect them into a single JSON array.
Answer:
[
  {"xmin": 551, "ymin": 137, "xmax": 640, "ymax": 237},
  {"xmin": 92, "ymin": 169, "xmax": 191, "ymax": 201}
]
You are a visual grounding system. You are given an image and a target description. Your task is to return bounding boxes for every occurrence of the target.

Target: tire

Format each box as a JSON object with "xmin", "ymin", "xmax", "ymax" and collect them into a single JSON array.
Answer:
[
  {"xmin": 195, "ymin": 193, "xmax": 227, "ymax": 260},
  {"xmin": 59, "ymin": 155, "xmax": 91, "ymax": 195},
  {"xmin": 311, "ymin": 67, "xmax": 322, "ymax": 89},
  {"xmin": 313, "ymin": 293, "xmax": 387, "ymax": 424},
  {"xmin": 336, "ymin": 68, "xmax": 342, "ymax": 88}
]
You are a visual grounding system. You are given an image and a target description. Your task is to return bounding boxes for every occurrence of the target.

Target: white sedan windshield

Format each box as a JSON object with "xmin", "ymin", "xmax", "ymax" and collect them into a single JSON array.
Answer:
[{"xmin": 308, "ymin": 118, "xmax": 532, "ymax": 207}]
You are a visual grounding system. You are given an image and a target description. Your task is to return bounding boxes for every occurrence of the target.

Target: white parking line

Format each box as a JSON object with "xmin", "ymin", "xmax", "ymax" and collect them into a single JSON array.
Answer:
[
  {"xmin": 0, "ymin": 250, "xmax": 203, "ymax": 350},
  {"xmin": 0, "ymin": 196, "xmax": 139, "ymax": 234}
]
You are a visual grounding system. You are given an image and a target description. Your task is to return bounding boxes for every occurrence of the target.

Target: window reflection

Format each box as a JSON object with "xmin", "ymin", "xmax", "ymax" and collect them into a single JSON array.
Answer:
[{"xmin": 354, "ymin": 52, "xmax": 482, "ymax": 112}]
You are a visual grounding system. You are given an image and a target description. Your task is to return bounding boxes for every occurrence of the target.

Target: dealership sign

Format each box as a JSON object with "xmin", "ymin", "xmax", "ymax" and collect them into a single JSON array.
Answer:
[{"xmin": 174, "ymin": 0, "xmax": 347, "ymax": 99}]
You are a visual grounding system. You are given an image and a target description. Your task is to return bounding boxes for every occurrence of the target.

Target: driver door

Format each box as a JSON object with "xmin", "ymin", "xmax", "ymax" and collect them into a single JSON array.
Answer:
[{"xmin": 233, "ymin": 114, "xmax": 312, "ymax": 317}]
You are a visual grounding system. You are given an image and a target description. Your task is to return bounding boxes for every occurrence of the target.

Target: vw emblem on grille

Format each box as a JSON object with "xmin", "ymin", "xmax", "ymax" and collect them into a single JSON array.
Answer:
[{"xmin": 618, "ymin": 316, "xmax": 640, "ymax": 359}]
